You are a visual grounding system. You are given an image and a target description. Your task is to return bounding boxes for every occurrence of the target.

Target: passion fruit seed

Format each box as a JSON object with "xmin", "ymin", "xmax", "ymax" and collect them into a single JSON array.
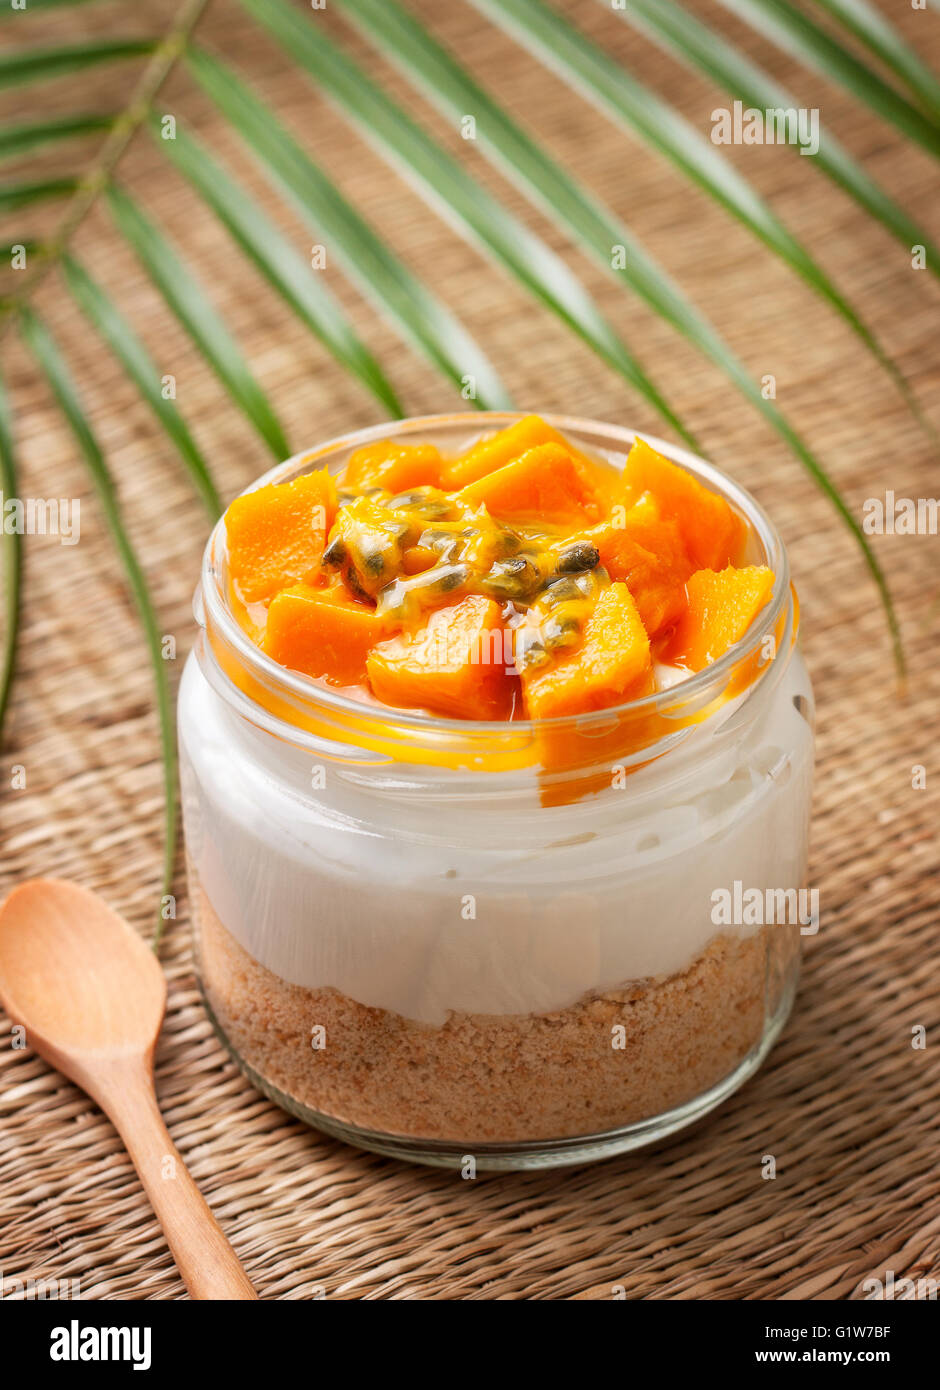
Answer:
[
  {"xmin": 541, "ymin": 567, "xmax": 607, "ymax": 605},
  {"xmin": 418, "ymin": 527, "xmax": 466, "ymax": 563},
  {"xmin": 437, "ymin": 564, "xmax": 468, "ymax": 593},
  {"xmin": 480, "ymin": 554, "xmax": 545, "ymax": 602},
  {"xmin": 539, "ymin": 575, "xmax": 582, "ymax": 605},
  {"xmin": 493, "ymin": 528, "xmax": 523, "ymax": 557},
  {"xmin": 517, "ymin": 635, "xmax": 549, "ymax": 670},
  {"xmin": 555, "ymin": 540, "xmax": 600, "ymax": 574},
  {"xmin": 321, "ymin": 536, "xmax": 347, "ymax": 568},
  {"xmin": 541, "ymin": 614, "xmax": 582, "ymax": 651},
  {"xmin": 376, "ymin": 562, "xmax": 471, "ymax": 619},
  {"xmin": 386, "ymin": 488, "xmax": 454, "ymax": 519}
]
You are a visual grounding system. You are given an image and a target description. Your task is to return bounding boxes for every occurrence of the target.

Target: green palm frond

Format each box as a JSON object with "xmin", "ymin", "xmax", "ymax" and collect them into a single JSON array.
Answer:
[
  {"xmin": 106, "ymin": 184, "xmax": 291, "ymax": 460},
  {"xmin": 240, "ymin": 0, "xmax": 697, "ymax": 449},
  {"xmin": 152, "ymin": 118, "xmax": 404, "ymax": 418},
  {"xmin": 335, "ymin": 0, "xmax": 904, "ymax": 674},
  {"xmin": 20, "ymin": 309, "xmax": 176, "ymax": 941},
  {"xmin": 62, "ymin": 254, "xmax": 222, "ymax": 517},
  {"xmin": 607, "ymin": 0, "xmax": 940, "ymax": 275},
  {"xmin": 470, "ymin": 0, "xmax": 929, "ymax": 436},
  {"xmin": 0, "ymin": 0, "xmax": 214, "ymax": 319},
  {"xmin": 0, "ymin": 0, "xmax": 922, "ymax": 930},
  {"xmin": 0, "ymin": 113, "xmax": 115, "ymax": 162},
  {"xmin": 0, "ymin": 39, "xmax": 156, "ymax": 89},
  {"xmin": 185, "ymin": 45, "xmax": 512, "ymax": 411},
  {"xmin": 0, "ymin": 0, "xmax": 511, "ymax": 929},
  {"xmin": 713, "ymin": 0, "xmax": 940, "ymax": 156},
  {"xmin": 0, "ymin": 177, "xmax": 80, "ymax": 214},
  {"xmin": 811, "ymin": 0, "xmax": 940, "ymax": 121}
]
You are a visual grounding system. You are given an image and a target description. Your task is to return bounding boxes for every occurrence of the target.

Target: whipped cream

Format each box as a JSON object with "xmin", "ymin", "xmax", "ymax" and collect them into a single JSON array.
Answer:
[{"xmin": 179, "ymin": 648, "xmax": 813, "ymax": 1024}]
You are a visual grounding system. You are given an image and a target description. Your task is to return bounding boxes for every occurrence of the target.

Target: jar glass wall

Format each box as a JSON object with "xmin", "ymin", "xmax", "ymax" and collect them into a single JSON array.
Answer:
[{"xmin": 180, "ymin": 415, "xmax": 814, "ymax": 1170}]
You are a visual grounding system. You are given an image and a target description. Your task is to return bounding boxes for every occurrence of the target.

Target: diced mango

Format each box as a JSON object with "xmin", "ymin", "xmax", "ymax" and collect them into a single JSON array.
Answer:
[
  {"xmin": 457, "ymin": 443, "xmax": 602, "ymax": 525},
  {"xmin": 521, "ymin": 582, "xmax": 652, "ymax": 720},
  {"xmin": 591, "ymin": 494, "xmax": 694, "ymax": 637},
  {"xmin": 225, "ymin": 469, "xmax": 337, "ymax": 603},
  {"xmin": 665, "ymin": 565, "xmax": 775, "ymax": 671},
  {"xmin": 226, "ymin": 418, "xmax": 773, "ymax": 787},
  {"xmin": 344, "ymin": 439, "xmax": 443, "ymax": 493},
  {"xmin": 622, "ymin": 438, "xmax": 745, "ymax": 571},
  {"xmin": 367, "ymin": 594, "xmax": 515, "ymax": 719},
  {"xmin": 263, "ymin": 585, "xmax": 391, "ymax": 686},
  {"xmin": 444, "ymin": 415, "xmax": 568, "ymax": 488},
  {"xmin": 521, "ymin": 583, "xmax": 657, "ymax": 797},
  {"xmin": 444, "ymin": 413, "xmax": 617, "ymax": 500}
]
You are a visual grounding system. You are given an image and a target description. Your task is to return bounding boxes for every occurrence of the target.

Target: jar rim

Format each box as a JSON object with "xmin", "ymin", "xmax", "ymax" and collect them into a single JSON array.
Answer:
[{"xmin": 196, "ymin": 412, "xmax": 793, "ymax": 767}]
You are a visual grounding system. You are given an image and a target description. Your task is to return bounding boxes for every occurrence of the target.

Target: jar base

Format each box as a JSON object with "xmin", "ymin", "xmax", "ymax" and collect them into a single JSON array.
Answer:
[{"xmin": 198, "ymin": 965, "xmax": 799, "ymax": 1172}]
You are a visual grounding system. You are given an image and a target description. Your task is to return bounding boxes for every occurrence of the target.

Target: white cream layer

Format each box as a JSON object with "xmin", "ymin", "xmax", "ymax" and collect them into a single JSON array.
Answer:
[{"xmin": 179, "ymin": 651, "xmax": 813, "ymax": 1024}]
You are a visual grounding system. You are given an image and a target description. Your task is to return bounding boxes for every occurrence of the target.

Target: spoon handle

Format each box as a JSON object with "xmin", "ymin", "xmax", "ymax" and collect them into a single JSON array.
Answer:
[{"xmin": 100, "ymin": 1066, "xmax": 258, "ymax": 1301}]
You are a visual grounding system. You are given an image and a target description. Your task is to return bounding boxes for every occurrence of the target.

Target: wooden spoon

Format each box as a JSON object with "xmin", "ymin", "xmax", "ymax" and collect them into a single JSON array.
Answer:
[{"xmin": 0, "ymin": 879, "xmax": 257, "ymax": 1300}]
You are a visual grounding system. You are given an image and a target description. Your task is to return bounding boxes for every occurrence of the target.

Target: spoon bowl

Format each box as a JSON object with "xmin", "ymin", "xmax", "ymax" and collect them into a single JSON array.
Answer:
[
  {"xmin": 0, "ymin": 878, "xmax": 257, "ymax": 1300},
  {"xmin": 0, "ymin": 879, "xmax": 165, "ymax": 1065}
]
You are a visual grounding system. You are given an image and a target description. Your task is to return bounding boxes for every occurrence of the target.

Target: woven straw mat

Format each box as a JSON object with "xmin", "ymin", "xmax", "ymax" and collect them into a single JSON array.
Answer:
[{"xmin": 0, "ymin": 0, "xmax": 937, "ymax": 1299}]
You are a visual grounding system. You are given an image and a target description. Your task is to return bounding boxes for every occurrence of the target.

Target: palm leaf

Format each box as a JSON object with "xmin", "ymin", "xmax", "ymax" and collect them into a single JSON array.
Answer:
[
  {"xmin": 106, "ymin": 184, "xmax": 291, "ymax": 460},
  {"xmin": 472, "ymin": 0, "xmax": 929, "ymax": 434},
  {"xmin": 0, "ymin": 372, "xmax": 21, "ymax": 745},
  {"xmin": 714, "ymin": 0, "xmax": 940, "ymax": 157},
  {"xmin": 812, "ymin": 0, "xmax": 940, "ymax": 122},
  {"xmin": 338, "ymin": 0, "xmax": 702, "ymax": 343},
  {"xmin": 0, "ymin": 177, "xmax": 80, "ymax": 214},
  {"xmin": 185, "ymin": 45, "xmax": 513, "ymax": 412},
  {"xmin": 0, "ymin": 39, "xmax": 155, "ymax": 89},
  {"xmin": 336, "ymin": 0, "xmax": 903, "ymax": 675},
  {"xmin": 608, "ymin": 0, "xmax": 940, "ymax": 275},
  {"xmin": 0, "ymin": 0, "xmax": 511, "ymax": 938},
  {"xmin": 239, "ymin": 0, "xmax": 698, "ymax": 449},
  {"xmin": 0, "ymin": 0, "xmax": 213, "ymax": 327},
  {"xmin": 0, "ymin": 0, "xmax": 915, "ymax": 891},
  {"xmin": 0, "ymin": 112, "xmax": 115, "ymax": 161},
  {"xmin": 152, "ymin": 117, "xmax": 404, "ymax": 418},
  {"xmin": 62, "ymin": 253, "xmax": 222, "ymax": 517},
  {"xmin": 19, "ymin": 308, "xmax": 176, "ymax": 939}
]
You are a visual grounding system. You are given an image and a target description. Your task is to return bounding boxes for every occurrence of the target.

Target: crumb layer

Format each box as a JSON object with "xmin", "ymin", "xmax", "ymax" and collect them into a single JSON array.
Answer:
[{"xmin": 196, "ymin": 890, "xmax": 798, "ymax": 1143}]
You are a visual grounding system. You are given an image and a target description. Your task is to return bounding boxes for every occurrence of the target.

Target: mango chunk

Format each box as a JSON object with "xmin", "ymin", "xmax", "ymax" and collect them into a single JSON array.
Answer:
[
  {"xmin": 444, "ymin": 413, "xmax": 616, "ymax": 498},
  {"xmin": 591, "ymin": 494, "xmax": 694, "ymax": 637},
  {"xmin": 521, "ymin": 582, "xmax": 652, "ymax": 720},
  {"xmin": 665, "ymin": 565, "xmax": 775, "ymax": 671},
  {"xmin": 226, "ymin": 469, "xmax": 337, "ymax": 603},
  {"xmin": 263, "ymin": 585, "xmax": 391, "ymax": 686},
  {"xmin": 457, "ymin": 443, "xmax": 602, "ymax": 525},
  {"xmin": 367, "ymin": 594, "xmax": 514, "ymax": 719},
  {"xmin": 343, "ymin": 439, "xmax": 443, "ymax": 493},
  {"xmin": 622, "ymin": 438, "xmax": 745, "ymax": 571},
  {"xmin": 444, "ymin": 415, "xmax": 569, "ymax": 489}
]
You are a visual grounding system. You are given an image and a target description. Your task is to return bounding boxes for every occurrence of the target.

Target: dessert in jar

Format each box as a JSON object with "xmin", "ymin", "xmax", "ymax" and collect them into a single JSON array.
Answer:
[{"xmin": 179, "ymin": 413, "xmax": 814, "ymax": 1170}]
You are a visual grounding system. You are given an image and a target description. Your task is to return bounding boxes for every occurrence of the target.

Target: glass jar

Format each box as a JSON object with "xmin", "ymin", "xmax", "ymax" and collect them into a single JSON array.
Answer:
[{"xmin": 180, "ymin": 413, "xmax": 814, "ymax": 1170}]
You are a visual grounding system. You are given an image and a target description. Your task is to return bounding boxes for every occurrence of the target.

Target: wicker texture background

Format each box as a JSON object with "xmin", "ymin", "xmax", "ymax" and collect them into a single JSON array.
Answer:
[{"xmin": 0, "ymin": 0, "xmax": 937, "ymax": 1299}]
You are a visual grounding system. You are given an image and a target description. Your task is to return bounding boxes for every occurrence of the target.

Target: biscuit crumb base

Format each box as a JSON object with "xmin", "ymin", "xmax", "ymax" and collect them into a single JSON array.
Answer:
[{"xmin": 196, "ymin": 891, "xmax": 791, "ymax": 1143}]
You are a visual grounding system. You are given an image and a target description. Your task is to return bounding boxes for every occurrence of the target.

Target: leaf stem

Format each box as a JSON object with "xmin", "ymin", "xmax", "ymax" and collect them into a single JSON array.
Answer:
[
  {"xmin": 19, "ymin": 310, "xmax": 179, "ymax": 945},
  {"xmin": 0, "ymin": 0, "xmax": 212, "ymax": 339}
]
